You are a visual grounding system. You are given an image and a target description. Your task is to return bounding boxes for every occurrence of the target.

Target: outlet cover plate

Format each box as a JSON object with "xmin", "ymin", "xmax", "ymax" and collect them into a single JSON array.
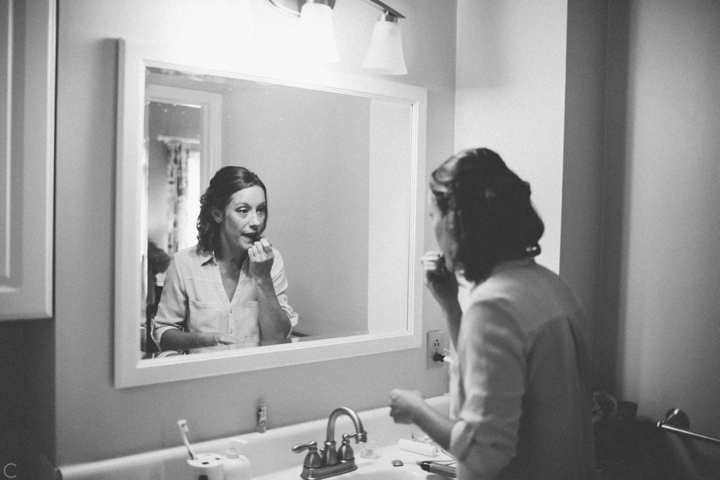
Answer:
[{"xmin": 427, "ymin": 329, "xmax": 445, "ymax": 369}]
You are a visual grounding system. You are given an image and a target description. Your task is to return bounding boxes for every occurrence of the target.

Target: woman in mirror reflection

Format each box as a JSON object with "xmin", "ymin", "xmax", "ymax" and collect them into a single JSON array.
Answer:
[
  {"xmin": 389, "ymin": 149, "xmax": 597, "ymax": 479},
  {"xmin": 152, "ymin": 166, "xmax": 298, "ymax": 353}
]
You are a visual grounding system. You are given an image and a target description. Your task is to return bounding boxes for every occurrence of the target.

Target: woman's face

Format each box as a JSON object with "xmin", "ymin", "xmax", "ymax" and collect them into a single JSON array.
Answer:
[
  {"xmin": 214, "ymin": 185, "xmax": 267, "ymax": 254},
  {"xmin": 428, "ymin": 191, "xmax": 457, "ymax": 270}
]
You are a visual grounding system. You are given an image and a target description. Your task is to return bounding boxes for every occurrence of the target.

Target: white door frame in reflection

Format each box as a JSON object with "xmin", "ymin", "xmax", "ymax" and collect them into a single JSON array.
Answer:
[{"xmin": 115, "ymin": 38, "xmax": 427, "ymax": 388}]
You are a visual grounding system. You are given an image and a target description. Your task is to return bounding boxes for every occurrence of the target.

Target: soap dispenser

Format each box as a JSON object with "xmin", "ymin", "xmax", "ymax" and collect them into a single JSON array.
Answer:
[{"xmin": 223, "ymin": 438, "xmax": 252, "ymax": 480}]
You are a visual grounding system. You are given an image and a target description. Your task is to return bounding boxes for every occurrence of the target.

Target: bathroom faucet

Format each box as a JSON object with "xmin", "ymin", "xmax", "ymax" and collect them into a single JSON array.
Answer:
[{"xmin": 292, "ymin": 406, "xmax": 368, "ymax": 480}]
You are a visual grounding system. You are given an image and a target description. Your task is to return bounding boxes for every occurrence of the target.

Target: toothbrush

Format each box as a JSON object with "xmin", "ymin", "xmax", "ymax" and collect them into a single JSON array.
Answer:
[{"xmin": 177, "ymin": 419, "xmax": 197, "ymax": 460}]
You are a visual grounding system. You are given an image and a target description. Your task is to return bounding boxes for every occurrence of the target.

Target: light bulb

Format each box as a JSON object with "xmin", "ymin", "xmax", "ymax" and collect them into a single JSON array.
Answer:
[
  {"xmin": 298, "ymin": 2, "xmax": 340, "ymax": 64},
  {"xmin": 362, "ymin": 14, "xmax": 407, "ymax": 75}
]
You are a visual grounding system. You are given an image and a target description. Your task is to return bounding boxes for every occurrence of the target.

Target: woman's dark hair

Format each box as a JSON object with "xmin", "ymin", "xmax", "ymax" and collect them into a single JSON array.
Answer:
[
  {"xmin": 430, "ymin": 148, "xmax": 544, "ymax": 283},
  {"xmin": 196, "ymin": 166, "xmax": 267, "ymax": 254}
]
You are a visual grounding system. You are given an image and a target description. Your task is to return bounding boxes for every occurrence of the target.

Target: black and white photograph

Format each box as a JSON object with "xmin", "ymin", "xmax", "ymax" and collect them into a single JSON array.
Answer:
[{"xmin": 1, "ymin": 1, "xmax": 718, "ymax": 479}]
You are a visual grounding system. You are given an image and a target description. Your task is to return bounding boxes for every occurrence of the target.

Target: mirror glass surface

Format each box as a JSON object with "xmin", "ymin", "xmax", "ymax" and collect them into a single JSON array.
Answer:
[{"xmin": 115, "ymin": 39, "xmax": 426, "ymax": 387}]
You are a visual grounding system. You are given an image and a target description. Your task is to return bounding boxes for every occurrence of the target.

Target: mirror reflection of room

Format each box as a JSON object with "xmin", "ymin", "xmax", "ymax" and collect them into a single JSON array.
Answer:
[
  {"xmin": 139, "ymin": 68, "xmax": 415, "ymax": 359},
  {"xmin": 144, "ymin": 90, "xmax": 302, "ymax": 356}
]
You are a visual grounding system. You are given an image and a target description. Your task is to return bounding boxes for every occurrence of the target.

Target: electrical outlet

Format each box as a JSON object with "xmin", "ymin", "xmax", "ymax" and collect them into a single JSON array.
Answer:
[{"xmin": 427, "ymin": 330, "xmax": 445, "ymax": 369}]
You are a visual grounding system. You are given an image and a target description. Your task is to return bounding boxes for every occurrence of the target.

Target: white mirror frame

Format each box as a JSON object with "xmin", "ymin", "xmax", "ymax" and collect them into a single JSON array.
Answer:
[{"xmin": 115, "ymin": 38, "xmax": 427, "ymax": 388}]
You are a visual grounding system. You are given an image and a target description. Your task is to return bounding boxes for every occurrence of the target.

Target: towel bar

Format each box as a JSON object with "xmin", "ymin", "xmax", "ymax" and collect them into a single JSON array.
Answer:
[{"xmin": 657, "ymin": 408, "xmax": 720, "ymax": 446}]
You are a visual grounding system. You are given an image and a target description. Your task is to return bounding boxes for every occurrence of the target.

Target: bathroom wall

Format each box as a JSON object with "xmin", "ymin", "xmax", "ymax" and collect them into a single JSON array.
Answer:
[
  {"xmin": 454, "ymin": 0, "xmax": 601, "ymax": 356},
  {"xmin": 0, "ymin": 320, "xmax": 55, "ymax": 470},
  {"xmin": 603, "ymin": 0, "xmax": 720, "ymax": 432},
  {"xmin": 455, "ymin": 0, "xmax": 569, "ymax": 276},
  {"xmin": 0, "ymin": 323, "xmax": 32, "ymax": 434},
  {"xmin": 53, "ymin": 0, "xmax": 456, "ymax": 467}
]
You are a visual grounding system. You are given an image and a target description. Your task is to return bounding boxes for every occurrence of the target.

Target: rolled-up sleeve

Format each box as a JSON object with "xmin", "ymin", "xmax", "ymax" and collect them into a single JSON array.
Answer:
[
  {"xmin": 270, "ymin": 249, "xmax": 298, "ymax": 330},
  {"xmin": 152, "ymin": 256, "xmax": 188, "ymax": 345},
  {"xmin": 449, "ymin": 301, "xmax": 526, "ymax": 478}
]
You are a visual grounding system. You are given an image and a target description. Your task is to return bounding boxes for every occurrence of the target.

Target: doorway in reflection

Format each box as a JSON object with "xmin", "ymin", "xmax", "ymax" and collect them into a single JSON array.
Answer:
[{"xmin": 143, "ymin": 100, "xmax": 205, "ymax": 356}]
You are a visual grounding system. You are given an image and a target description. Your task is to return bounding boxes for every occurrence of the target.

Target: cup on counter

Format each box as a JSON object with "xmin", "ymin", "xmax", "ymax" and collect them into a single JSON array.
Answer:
[{"xmin": 359, "ymin": 440, "xmax": 381, "ymax": 459}]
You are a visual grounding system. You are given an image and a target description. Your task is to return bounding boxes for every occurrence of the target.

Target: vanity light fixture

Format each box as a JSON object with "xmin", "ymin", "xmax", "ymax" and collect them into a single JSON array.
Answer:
[
  {"xmin": 267, "ymin": 0, "xmax": 408, "ymax": 75},
  {"xmin": 298, "ymin": 0, "xmax": 340, "ymax": 63},
  {"xmin": 361, "ymin": 10, "xmax": 407, "ymax": 75}
]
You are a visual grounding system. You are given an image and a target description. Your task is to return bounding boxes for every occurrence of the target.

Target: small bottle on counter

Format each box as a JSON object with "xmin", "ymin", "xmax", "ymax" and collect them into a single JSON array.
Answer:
[{"xmin": 223, "ymin": 438, "xmax": 252, "ymax": 480}]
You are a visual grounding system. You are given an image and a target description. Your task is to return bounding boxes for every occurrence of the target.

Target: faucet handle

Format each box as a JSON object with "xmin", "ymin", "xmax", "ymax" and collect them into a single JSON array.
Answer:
[
  {"xmin": 292, "ymin": 440, "xmax": 317, "ymax": 452},
  {"xmin": 292, "ymin": 441, "xmax": 323, "ymax": 468},
  {"xmin": 338, "ymin": 433, "xmax": 356, "ymax": 461},
  {"xmin": 343, "ymin": 431, "xmax": 368, "ymax": 444}
]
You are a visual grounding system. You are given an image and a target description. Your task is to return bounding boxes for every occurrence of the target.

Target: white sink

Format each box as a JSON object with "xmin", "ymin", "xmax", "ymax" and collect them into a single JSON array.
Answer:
[
  {"xmin": 59, "ymin": 396, "xmax": 452, "ymax": 480},
  {"xmin": 254, "ymin": 442, "xmax": 454, "ymax": 480},
  {"xmin": 341, "ymin": 470, "xmax": 425, "ymax": 479}
]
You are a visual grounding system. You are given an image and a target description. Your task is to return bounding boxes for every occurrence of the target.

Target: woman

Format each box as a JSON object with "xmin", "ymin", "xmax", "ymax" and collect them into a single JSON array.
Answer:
[
  {"xmin": 153, "ymin": 166, "xmax": 298, "ymax": 352},
  {"xmin": 389, "ymin": 149, "xmax": 597, "ymax": 479}
]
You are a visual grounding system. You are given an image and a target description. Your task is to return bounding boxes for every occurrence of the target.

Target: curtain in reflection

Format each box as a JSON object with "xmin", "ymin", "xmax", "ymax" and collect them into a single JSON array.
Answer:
[{"xmin": 165, "ymin": 141, "xmax": 190, "ymax": 255}]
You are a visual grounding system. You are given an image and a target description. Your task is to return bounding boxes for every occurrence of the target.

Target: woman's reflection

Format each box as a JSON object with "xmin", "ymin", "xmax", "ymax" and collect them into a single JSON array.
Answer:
[{"xmin": 152, "ymin": 166, "xmax": 298, "ymax": 353}]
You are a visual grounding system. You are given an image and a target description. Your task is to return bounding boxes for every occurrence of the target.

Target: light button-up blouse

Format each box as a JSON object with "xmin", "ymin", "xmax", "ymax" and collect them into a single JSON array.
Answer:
[
  {"xmin": 448, "ymin": 259, "xmax": 597, "ymax": 479},
  {"xmin": 152, "ymin": 246, "xmax": 298, "ymax": 353}
]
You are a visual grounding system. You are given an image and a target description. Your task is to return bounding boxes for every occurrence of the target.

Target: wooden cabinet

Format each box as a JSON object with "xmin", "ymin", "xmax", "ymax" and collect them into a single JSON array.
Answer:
[{"xmin": 0, "ymin": 0, "xmax": 55, "ymax": 321}]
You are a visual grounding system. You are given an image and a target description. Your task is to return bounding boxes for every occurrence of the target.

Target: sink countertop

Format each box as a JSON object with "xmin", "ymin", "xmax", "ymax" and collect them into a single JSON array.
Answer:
[{"xmin": 59, "ymin": 395, "xmax": 451, "ymax": 480}]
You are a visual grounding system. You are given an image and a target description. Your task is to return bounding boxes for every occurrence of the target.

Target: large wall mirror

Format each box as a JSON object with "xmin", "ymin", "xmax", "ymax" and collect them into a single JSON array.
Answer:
[{"xmin": 115, "ymin": 39, "xmax": 427, "ymax": 388}]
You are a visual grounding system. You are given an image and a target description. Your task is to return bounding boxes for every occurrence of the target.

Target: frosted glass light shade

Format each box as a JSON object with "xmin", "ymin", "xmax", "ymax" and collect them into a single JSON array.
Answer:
[
  {"xmin": 298, "ymin": 2, "xmax": 340, "ymax": 63},
  {"xmin": 362, "ymin": 18, "xmax": 407, "ymax": 75}
]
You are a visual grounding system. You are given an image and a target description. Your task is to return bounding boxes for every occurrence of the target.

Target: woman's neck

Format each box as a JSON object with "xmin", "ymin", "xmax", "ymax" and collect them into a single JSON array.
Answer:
[{"xmin": 215, "ymin": 247, "xmax": 247, "ymax": 269}]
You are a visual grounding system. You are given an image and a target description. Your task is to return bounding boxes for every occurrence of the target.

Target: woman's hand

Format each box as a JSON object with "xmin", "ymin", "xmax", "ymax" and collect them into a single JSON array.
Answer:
[
  {"xmin": 248, "ymin": 238, "xmax": 275, "ymax": 280},
  {"xmin": 213, "ymin": 332, "xmax": 239, "ymax": 346},
  {"xmin": 420, "ymin": 251, "xmax": 459, "ymax": 310},
  {"xmin": 389, "ymin": 389, "xmax": 426, "ymax": 424},
  {"xmin": 389, "ymin": 388, "xmax": 455, "ymax": 452},
  {"xmin": 160, "ymin": 330, "xmax": 238, "ymax": 351},
  {"xmin": 196, "ymin": 332, "xmax": 238, "ymax": 347}
]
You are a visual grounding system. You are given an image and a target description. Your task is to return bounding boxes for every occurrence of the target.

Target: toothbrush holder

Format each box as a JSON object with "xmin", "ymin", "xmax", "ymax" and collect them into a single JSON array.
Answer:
[{"xmin": 187, "ymin": 452, "xmax": 225, "ymax": 480}]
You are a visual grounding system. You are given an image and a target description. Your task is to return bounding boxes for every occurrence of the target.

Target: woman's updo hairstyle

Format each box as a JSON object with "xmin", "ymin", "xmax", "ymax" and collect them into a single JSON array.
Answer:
[
  {"xmin": 196, "ymin": 166, "xmax": 267, "ymax": 255},
  {"xmin": 430, "ymin": 148, "xmax": 544, "ymax": 283}
]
